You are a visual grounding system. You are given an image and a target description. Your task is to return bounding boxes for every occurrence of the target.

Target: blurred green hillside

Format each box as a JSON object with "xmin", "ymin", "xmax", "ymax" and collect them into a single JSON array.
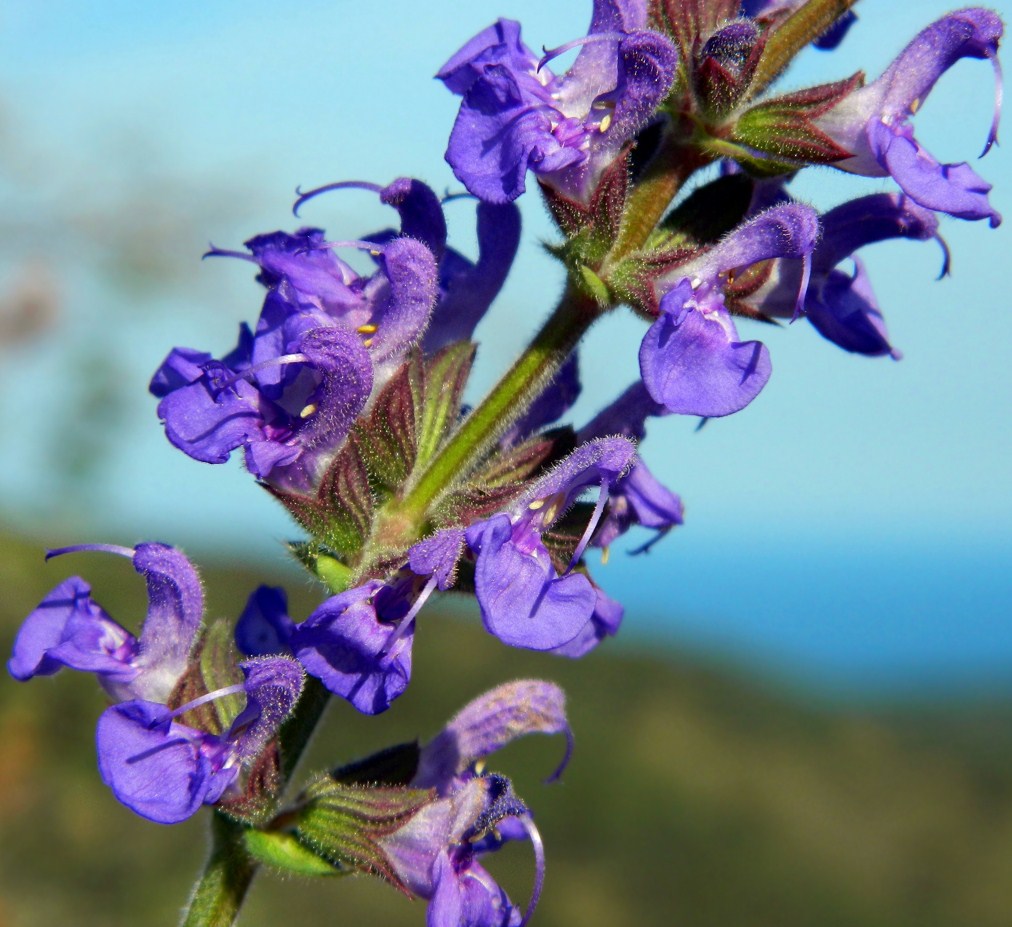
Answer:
[{"xmin": 2, "ymin": 528, "xmax": 1011, "ymax": 927}]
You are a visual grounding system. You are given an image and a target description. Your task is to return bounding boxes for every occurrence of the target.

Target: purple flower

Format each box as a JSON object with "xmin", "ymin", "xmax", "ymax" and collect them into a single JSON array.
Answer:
[
  {"xmin": 290, "ymin": 580, "xmax": 415, "ymax": 716},
  {"xmin": 438, "ymin": 3, "xmax": 677, "ymax": 203},
  {"xmin": 379, "ymin": 680, "xmax": 568, "ymax": 926},
  {"xmin": 293, "ymin": 178, "xmax": 522, "ymax": 354},
  {"xmin": 96, "ymin": 655, "xmax": 304, "ymax": 824},
  {"xmin": 746, "ymin": 193, "xmax": 944, "ymax": 357},
  {"xmin": 152, "ymin": 219, "xmax": 439, "ymax": 489},
  {"xmin": 464, "ymin": 437, "xmax": 635, "ymax": 650},
  {"xmin": 9, "ymin": 544, "xmax": 304, "ymax": 824},
  {"xmin": 640, "ymin": 204, "xmax": 820, "ymax": 417},
  {"xmin": 153, "ymin": 321, "xmax": 374, "ymax": 491},
  {"xmin": 816, "ymin": 8, "xmax": 1003, "ymax": 226},
  {"xmin": 8, "ymin": 543, "xmax": 202, "ymax": 703}
]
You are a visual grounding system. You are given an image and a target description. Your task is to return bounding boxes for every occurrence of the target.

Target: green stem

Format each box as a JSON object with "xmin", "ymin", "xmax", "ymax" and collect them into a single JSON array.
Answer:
[
  {"xmin": 181, "ymin": 678, "xmax": 332, "ymax": 927},
  {"xmin": 607, "ymin": 130, "xmax": 707, "ymax": 266},
  {"xmin": 182, "ymin": 814, "xmax": 258, "ymax": 927},
  {"xmin": 396, "ymin": 288, "xmax": 603, "ymax": 522}
]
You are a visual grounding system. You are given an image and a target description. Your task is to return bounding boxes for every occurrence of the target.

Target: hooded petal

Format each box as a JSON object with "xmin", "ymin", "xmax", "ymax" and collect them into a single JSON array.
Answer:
[
  {"xmin": 225, "ymin": 656, "xmax": 305, "ymax": 763},
  {"xmin": 424, "ymin": 202, "xmax": 522, "ymax": 354},
  {"xmin": 414, "ymin": 680, "xmax": 572, "ymax": 792},
  {"xmin": 130, "ymin": 543, "xmax": 204, "ymax": 701}
]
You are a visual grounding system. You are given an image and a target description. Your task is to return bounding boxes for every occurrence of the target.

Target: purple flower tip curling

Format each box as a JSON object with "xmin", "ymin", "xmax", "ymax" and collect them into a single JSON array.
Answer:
[
  {"xmin": 816, "ymin": 8, "xmax": 1003, "ymax": 226},
  {"xmin": 414, "ymin": 680, "xmax": 573, "ymax": 793}
]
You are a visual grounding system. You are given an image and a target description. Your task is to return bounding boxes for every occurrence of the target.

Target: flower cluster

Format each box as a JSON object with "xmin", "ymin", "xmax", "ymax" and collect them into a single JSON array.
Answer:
[{"xmin": 9, "ymin": 2, "xmax": 1003, "ymax": 924}]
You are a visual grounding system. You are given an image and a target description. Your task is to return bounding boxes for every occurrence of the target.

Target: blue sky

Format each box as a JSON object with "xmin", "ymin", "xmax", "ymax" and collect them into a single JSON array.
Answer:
[{"xmin": 1, "ymin": 0, "xmax": 1009, "ymax": 697}]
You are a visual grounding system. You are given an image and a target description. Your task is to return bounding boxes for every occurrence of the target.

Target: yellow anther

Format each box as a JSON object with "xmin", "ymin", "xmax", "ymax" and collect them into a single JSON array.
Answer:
[
  {"xmin": 299, "ymin": 403, "xmax": 318, "ymax": 419},
  {"xmin": 357, "ymin": 323, "xmax": 378, "ymax": 334},
  {"xmin": 362, "ymin": 338, "xmax": 374, "ymax": 348},
  {"xmin": 369, "ymin": 249, "xmax": 381, "ymax": 257},
  {"xmin": 601, "ymin": 546, "xmax": 611, "ymax": 566},
  {"xmin": 528, "ymin": 499, "xmax": 546, "ymax": 511},
  {"xmin": 599, "ymin": 113, "xmax": 612, "ymax": 133},
  {"xmin": 910, "ymin": 97, "xmax": 921, "ymax": 114}
]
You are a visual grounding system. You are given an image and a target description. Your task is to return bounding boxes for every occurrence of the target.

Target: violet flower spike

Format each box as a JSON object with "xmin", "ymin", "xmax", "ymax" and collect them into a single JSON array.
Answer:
[
  {"xmin": 438, "ymin": 3, "xmax": 677, "ymax": 203},
  {"xmin": 640, "ymin": 204, "xmax": 820, "ymax": 417},
  {"xmin": 8, "ymin": 542, "xmax": 203, "ymax": 704},
  {"xmin": 816, "ymin": 8, "xmax": 1003, "ymax": 226}
]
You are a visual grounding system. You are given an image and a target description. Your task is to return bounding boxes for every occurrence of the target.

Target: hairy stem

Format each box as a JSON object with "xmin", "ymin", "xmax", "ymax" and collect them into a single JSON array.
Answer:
[
  {"xmin": 607, "ymin": 130, "xmax": 707, "ymax": 265},
  {"xmin": 396, "ymin": 288, "xmax": 604, "ymax": 522},
  {"xmin": 182, "ymin": 814, "xmax": 259, "ymax": 927}
]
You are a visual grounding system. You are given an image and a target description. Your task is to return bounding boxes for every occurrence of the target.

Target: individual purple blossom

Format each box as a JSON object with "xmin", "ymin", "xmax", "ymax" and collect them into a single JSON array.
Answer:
[
  {"xmin": 464, "ymin": 436, "xmax": 636, "ymax": 650},
  {"xmin": 8, "ymin": 543, "xmax": 202, "ymax": 704},
  {"xmin": 639, "ymin": 203, "xmax": 820, "ymax": 417},
  {"xmin": 96, "ymin": 655, "xmax": 304, "ymax": 824},
  {"xmin": 437, "ymin": 2, "xmax": 677, "ymax": 203},
  {"xmin": 152, "ymin": 321, "xmax": 374, "ymax": 491},
  {"xmin": 816, "ymin": 8, "xmax": 1003, "ymax": 226},
  {"xmin": 751, "ymin": 193, "xmax": 944, "ymax": 357},
  {"xmin": 292, "ymin": 177, "xmax": 522, "ymax": 354},
  {"xmin": 289, "ymin": 580, "xmax": 414, "ymax": 716},
  {"xmin": 151, "ymin": 208, "xmax": 440, "ymax": 489},
  {"xmin": 379, "ymin": 680, "xmax": 568, "ymax": 926},
  {"xmin": 231, "ymin": 533, "xmax": 467, "ymax": 716}
]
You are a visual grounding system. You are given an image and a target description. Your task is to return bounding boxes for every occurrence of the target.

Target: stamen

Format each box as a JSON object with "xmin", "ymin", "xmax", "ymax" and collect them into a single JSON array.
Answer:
[
  {"xmin": 790, "ymin": 251, "xmax": 812, "ymax": 322},
  {"xmin": 538, "ymin": 32, "xmax": 624, "ymax": 73},
  {"xmin": 518, "ymin": 814, "xmax": 546, "ymax": 927},
  {"xmin": 211, "ymin": 353, "xmax": 310, "ymax": 393},
  {"xmin": 567, "ymin": 480, "xmax": 612, "ymax": 572},
  {"xmin": 933, "ymin": 232, "xmax": 952, "ymax": 280},
  {"xmin": 299, "ymin": 403, "xmax": 318, "ymax": 419},
  {"xmin": 295, "ymin": 238, "xmax": 387, "ymax": 258},
  {"xmin": 378, "ymin": 574, "xmax": 439, "ymax": 667},
  {"xmin": 292, "ymin": 180, "xmax": 384, "ymax": 216},
  {"xmin": 981, "ymin": 51, "xmax": 1002, "ymax": 157},
  {"xmin": 600, "ymin": 546, "xmax": 611, "ymax": 566},
  {"xmin": 167, "ymin": 683, "xmax": 247, "ymax": 722},
  {"xmin": 356, "ymin": 323, "xmax": 378, "ymax": 334},
  {"xmin": 203, "ymin": 244, "xmax": 255, "ymax": 263},
  {"xmin": 46, "ymin": 543, "xmax": 136, "ymax": 562}
]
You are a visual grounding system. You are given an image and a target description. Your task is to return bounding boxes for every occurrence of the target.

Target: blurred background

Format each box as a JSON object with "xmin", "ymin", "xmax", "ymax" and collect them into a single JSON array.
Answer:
[{"xmin": 1, "ymin": 1, "xmax": 1010, "ymax": 925}]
